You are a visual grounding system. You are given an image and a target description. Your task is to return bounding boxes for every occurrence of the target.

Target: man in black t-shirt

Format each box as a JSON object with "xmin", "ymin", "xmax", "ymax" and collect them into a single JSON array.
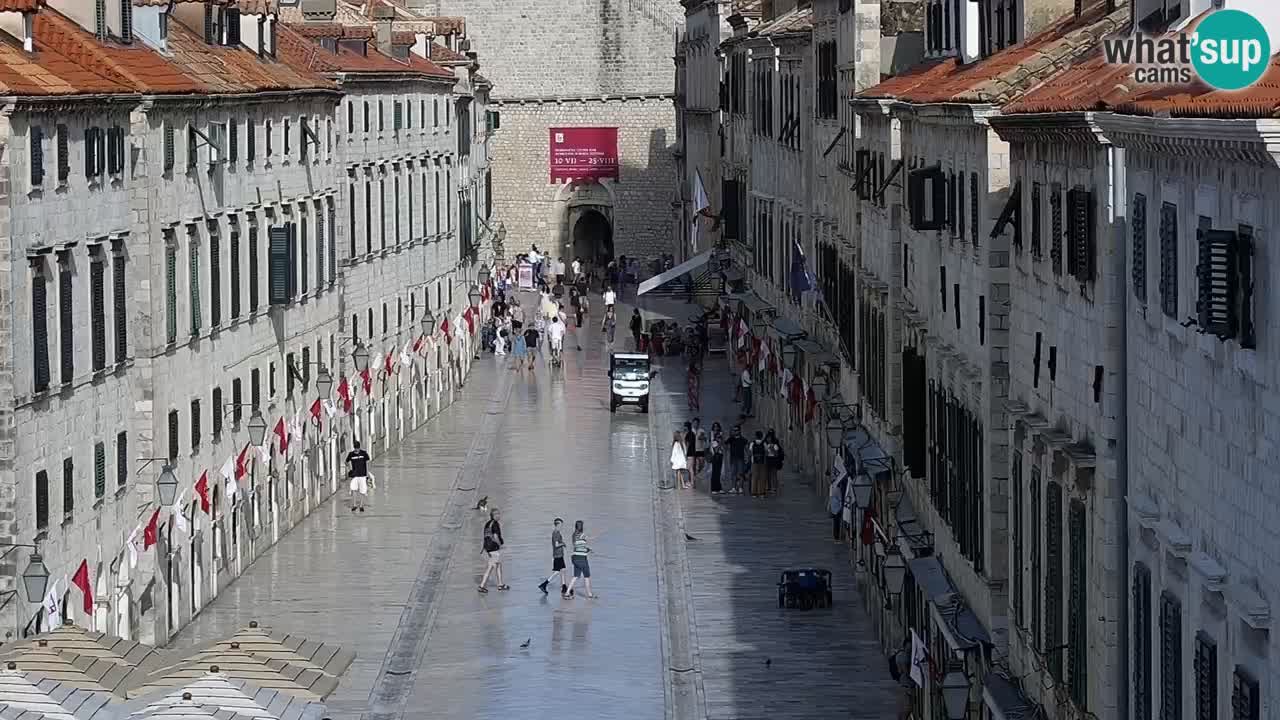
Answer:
[
  {"xmin": 478, "ymin": 509, "xmax": 509, "ymax": 593},
  {"xmin": 345, "ymin": 440, "xmax": 371, "ymax": 512}
]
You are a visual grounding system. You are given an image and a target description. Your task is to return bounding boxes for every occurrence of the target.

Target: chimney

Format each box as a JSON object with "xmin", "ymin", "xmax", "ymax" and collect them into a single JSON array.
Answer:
[
  {"xmin": 375, "ymin": 18, "xmax": 392, "ymax": 55},
  {"xmin": 300, "ymin": 0, "xmax": 337, "ymax": 22},
  {"xmin": 1021, "ymin": 0, "xmax": 1076, "ymax": 40}
]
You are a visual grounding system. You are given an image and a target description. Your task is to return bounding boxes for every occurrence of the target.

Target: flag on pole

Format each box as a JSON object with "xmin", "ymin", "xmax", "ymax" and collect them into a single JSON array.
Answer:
[
  {"xmin": 337, "ymin": 376, "xmax": 353, "ymax": 413},
  {"xmin": 360, "ymin": 368, "xmax": 373, "ymax": 395},
  {"xmin": 413, "ymin": 334, "xmax": 426, "ymax": 354},
  {"xmin": 273, "ymin": 417, "xmax": 289, "ymax": 455},
  {"xmin": 789, "ymin": 238, "xmax": 817, "ymax": 304},
  {"xmin": 143, "ymin": 507, "xmax": 161, "ymax": 549},
  {"xmin": 693, "ymin": 169, "xmax": 710, "ymax": 215},
  {"xmin": 441, "ymin": 318, "xmax": 452, "ymax": 345},
  {"xmin": 43, "ymin": 579, "xmax": 61, "ymax": 628},
  {"xmin": 310, "ymin": 398, "xmax": 323, "ymax": 427},
  {"xmin": 194, "ymin": 471, "xmax": 210, "ymax": 514},
  {"xmin": 235, "ymin": 445, "xmax": 250, "ymax": 481},
  {"xmin": 126, "ymin": 525, "xmax": 140, "ymax": 569},
  {"xmin": 172, "ymin": 489, "xmax": 188, "ymax": 534},
  {"xmin": 71, "ymin": 561, "xmax": 93, "ymax": 614}
]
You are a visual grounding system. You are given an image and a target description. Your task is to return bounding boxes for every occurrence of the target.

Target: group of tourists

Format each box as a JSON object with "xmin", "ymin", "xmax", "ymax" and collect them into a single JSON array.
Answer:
[
  {"xmin": 478, "ymin": 510, "xmax": 600, "ymax": 599},
  {"xmin": 669, "ymin": 418, "xmax": 786, "ymax": 497}
]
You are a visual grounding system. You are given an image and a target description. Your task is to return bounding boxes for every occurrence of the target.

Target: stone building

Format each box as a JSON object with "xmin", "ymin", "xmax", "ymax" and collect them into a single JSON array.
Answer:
[
  {"xmin": 0, "ymin": 0, "xmax": 492, "ymax": 647},
  {"xmin": 675, "ymin": 0, "xmax": 733, "ymax": 255},
  {"xmin": 414, "ymin": 0, "xmax": 680, "ymax": 264}
]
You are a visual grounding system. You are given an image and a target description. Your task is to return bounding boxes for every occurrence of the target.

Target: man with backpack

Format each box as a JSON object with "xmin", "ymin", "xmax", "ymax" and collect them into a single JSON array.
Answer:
[
  {"xmin": 764, "ymin": 429, "xmax": 785, "ymax": 496},
  {"xmin": 748, "ymin": 431, "xmax": 769, "ymax": 497},
  {"xmin": 478, "ymin": 508, "xmax": 510, "ymax": 593}
]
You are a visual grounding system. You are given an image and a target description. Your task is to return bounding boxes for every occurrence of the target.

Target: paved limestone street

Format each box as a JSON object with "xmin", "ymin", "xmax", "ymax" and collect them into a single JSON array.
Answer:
[{"xmin": 167, "ymin": 288, "xmax": 900, "ymax": 720}]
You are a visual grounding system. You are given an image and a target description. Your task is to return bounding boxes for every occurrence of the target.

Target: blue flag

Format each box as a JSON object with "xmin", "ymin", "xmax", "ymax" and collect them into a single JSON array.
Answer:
[{"xmin": 790, "ymin": 239, "xmax": 816, "ymax": 303}]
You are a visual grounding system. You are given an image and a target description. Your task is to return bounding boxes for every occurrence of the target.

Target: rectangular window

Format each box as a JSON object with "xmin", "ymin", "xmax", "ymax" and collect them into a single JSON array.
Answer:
[
  {"xmin": 91, "ymin": 254, "xmax": 106, "ymax": 372},
  {"xmin": 209, "ymin": 221, "xmax": 221, "ymax": 326},
  {"xmin": 30, "ymin": 125, "xmax": 44, "ymax": 188},
  {"xmin": 1160, "ymin": 592, "xmax": 1183, "ymax": 720},
  {"xmin": 1194, "ymin": 632, "xmax": 1217, "ymax": 720},
  {"xmin": 248, "ymin": 223, "xmax": 260, "ymax": 311},
  {"xmin": 1232, "ymin": 669, "xmax": 1260, "ymax": 720},
  {"xmin": 187, "ymin": 124, "xmax": 199, "ymax": 171},
  {"xmin": 300, "ymin": 210, "xmax": 309, "ymax": 294},
  {"xmin": 190, "ymin": 398, "xmax": 201, "ymax": 450},
  {"xmin": 1067, "ymin": 188, "xmax": 1097, "ymax": 283},
  {"xmin": 212, "ymin": 386, "xmax": 223, "ymax": 439},
  {"xmin": 380, "ymin": 178, "xmax": 387, "ymax": 249},
  {"xmin": 229, "ymin": 120, "xmax": 238, "ymax": 163},
  {"xmin": 116, "ymin": 431, "xmax": 127, "ymax": 488},
  {"xmin": 378, "ymin": 101, "xmax": 384, "ymax": 132},
  {"xmin": 394, "ymin": 177, "xmax": 402, "ymax": 244},
  {"xmin": 408, "ymin": 174, "xmax": 415, "ymax": 240},
  {"xmin": 349, "ymin": 183, "xmax": 358, "ymax": 258},
  {"xmin": 315, "ymin": 199, "xmax": 325, "ymax": 286},
  {"xmin": 268, "ymin": 225, "xmax": 290, "ymax": 305},
  {"xmin": 327, "ymin": 198, "xmax": 337, "ymax": 283},
  {"xmin": 35, "ymin": 470, "xmax": 49, "ymax": 530},
  {"xmin": 165, "ymin": 237, "xmax": 177, "ymax": 343},
  {"xmin": 1030, "ymin": 467, "xmax": 1042, "ymax": 650},
  {"xmin": 365, "ymin": 180, "xmax": 373, "ymax": 254},
  {"xmin": 62, "ymin": 457, "xmax": 74, "ymax": 517},
  {"xmin": 230, "ymin": 226, "xmax": 241, "ymax": 319},
  {"xmin": 246, "ymin": 118, "xmax": 256, "ymax": 161},
  {"xmin": 94, "ymin": 441, "xmax": 106, "ymax": 500},
  {"xmin": 32, "ymin": 270, "xmax": 50, "ymax": 393},
  {"xmin": 57, "ymin": 124, "xmax": 69, "ymax": 184},
  {"xmin": 112, "ymin": 250, "xmax": 126, "ymax": 362},
  {"xmin": 1068, "ymin": 500, "xmax": 1087, "ymax": 708},
  {"xmin": 283, "ymin": 118, "xmax": 291, "ymax": 157},
  {"xmin": 188, "ymin": 229, "xmax": 201, "ymax": 335},
  {"xmin": 265, "ymin": 120, "xmax": 273, "ymax": 156},
  {"xmin": 1045, "ymin": 481, "xmax": 1063, "ymax": 679},
  {"xmin": 58, "ymin": 253, "xmax": 73, "ymax": 383},
  {"xmin": 163, "ymin": 123, "xmax": 175, "ymax": 173},
  {"xmin": 231, "ymin": 378, "xmax": 243, "ymax": 427},
  {"xmin": 1159, "ymin": 202, "xmax": 1179, "ymax": 318},
  {"xmin": 251, "ymin": 368, "xmax": 261, "ymax": 409},
  {"xmin": 347, "ymin": 101, "xmax": 354, "ymax": 133},
  {"xmin": 1133, "ymin": 193, "xmax": 1148, "ymax": 301},
  {"xmin": 1029, "ymin": 182, "xmax": 1041, "ymax": 257},
  {"xmin": 1134, "ymin": 563, "xmax": 1153, "ymax": 720}
]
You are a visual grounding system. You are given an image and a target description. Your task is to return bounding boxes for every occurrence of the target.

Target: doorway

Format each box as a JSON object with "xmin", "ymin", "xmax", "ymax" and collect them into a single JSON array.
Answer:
[{"xmin": 572, "ymin": 210, "xmax": 613, "ymax": 267}]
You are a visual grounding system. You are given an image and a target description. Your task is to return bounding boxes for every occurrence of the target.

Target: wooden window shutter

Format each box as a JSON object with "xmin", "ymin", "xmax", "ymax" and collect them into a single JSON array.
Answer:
[
  {"xmin": 35, "ymin": 471, "xmax": 49, "ymax": 529},
  {"xmin": 62, "ymin": 457, "xmax": 73, "ymax": 516},
  {"xmin": 94, "ymin": 442, "xmax": 106, "ymax": 499},
  {"xmin": 1072, "ymin": 189, "xmax": 1097, "ymax": 283},
  {"xmin": 212, "ymin": 387, "xmax": 223, "ymax": 438},
  {"xmin": 1232, "ymin": 669, "xmax": 1260, "ymax": 720},
  {"xmin": 251, "ymin": 368, "xmax": 260, "ymax": 408},
  {"xmin": 248, "ymin": 224, "xmax": 260, "ymax": 310},
  {"xmin": 1029, "ymin": 182, "xmax": 1041, "ymax": 255},
  {"xmin": 315, "ymin": 200, "xmax": 325, "ymax": 285},
  {"xmin": 229, "ymin": 121, "xmax": 238, "ymax": 163},
  {"xmin": 112, "ymin": 252, "xmax": 126, "ymax": 362},
  {"xmin": 188, "ymin": 124, "xmax": 199, "ymax": 170},
  {"xmin": 1033, "ymin": 331, "xmax": 1042, "ymax": 388},
  {"xmin": 1159, "ymin": 592, "xmax": 1183, "ymax": 720},
  {"xmin": 268, "ymin": 226, "xmax": 290, "ymax": 305},
  {"xmin": 1235, "ymin": 225, "xmax": 1256, "ymax": 349},
  {"xmin": 59, "ymin": 257, "xmax": 73, "ymax": 383},
  {"xmin": 300, "ymin": 213, "xmax": 309, "ymax": 293},
  {"xmin": 1050, "ymin": 184, "xmax": 1064, "ymax": 274},
  {"xmin": 394, "ymin": 101, "xmax": 403, "ymax": 131},
  {"xmin": 32, "ymin": 272, "xmax": 50, "ymax": 392},
  {"xmin": 56, "ymin": 125, "xmax": 69, "ymax": 183},
  {"xmin": 84, "ymin": 128, "xmax": 97, "ymax": 178},
  {"xmin": 947, "ymin": 172, "xmax": 957, "ymax": 235},
  {"xmin": 1132, "ymin": 193, "xmax": 1148, "ymax": 301},
  {"xmin": 1011, "ymin": 452, "xmax": 1023, "ymax": 624},
  {"xmin": 1193, "ymin": 632, "xmax": 1217, "ymax": 720},
  {"xmin": 1134, "ymin": 563, "xmax": 1152, "ymax": 720},
  {"xmin": 1044, "ymin": 480, "xmax": 1063, "ymax": 680},
  {"xmin": 225, "ymin": 8, "xmax": 240, "ymax": 45},
  {"xmin": 116, "ymin": 431, "xmax": 127, "ymax": 488},
  {"xmin": 230, "ymin": 229, "xmax": 241, "ymax": 319},
  {"xmin": 190, "ymin": 398, "xmax": 201, "ymax": 450},
  {"xmin": 327, "ymin": 199, "xmax": 337, "ymax": 283},
  {"xmin": 90, "ymin": 256, "xmax": 106, "ymax": 371},
  {"xmin": 164, "ymin": 242, "xmax": 177, "ymax": 343},
  {"xmin": 231, "ymin": 379, "xmax": 242, "ymax": 426},
  {"xmin": 1196, "ymin": 228, "xmax": 1237, "ymax": 340},
  {"xmin": 163, "ymin": 123, "xmax": 175, "ymax": 172},
  {"xmin": 209, "ymin": 223, "xmax": 221, "ymax": 327},
  {"xmin": 1068, "ymin": 500, "xmax": 1087, "ymax": 707},
  {"xmin": 203, "ymin": 3, "xmax": 214, "ymax": 43},
  {"xmin": 970, "ymin": 173, "xmax": 980, "ymax": 245},
  {"xmin": 188, "ymin": 233, "xmax": 200, "ymax": 335},
  {"xmin": 957, "ymin": 170, "xmax": 965, "ymax": 240},
  {"xmin": 30, "ymin": 126, "xmax": 44, "ymax": 187},
  {"xmin": 246, "ymin": 119, "xmax": 256, "ymax": 161},
  {"xmin": 1030, "ymin": 467, "xmax": 1041, "ymax": 649},
  {"xmin": 1159, "ymin": 202, "xmax": 1179, "ymax": 318},
  {"xmin": 287, "ymin": 223, "xmax": 299, "ymax": 298}
]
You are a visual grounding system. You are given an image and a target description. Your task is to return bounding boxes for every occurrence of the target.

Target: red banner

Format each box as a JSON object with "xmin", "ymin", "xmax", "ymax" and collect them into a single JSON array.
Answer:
[{"xmin": 549, "ymin": 127, "xmax": 619, "ymax": 182}]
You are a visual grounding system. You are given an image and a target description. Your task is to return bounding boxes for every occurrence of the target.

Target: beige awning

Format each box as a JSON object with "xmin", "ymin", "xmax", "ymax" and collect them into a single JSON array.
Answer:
[
  {"xmin": 173, "ymin": 625, "xmax": 353, "ymax": 679},
  {"xmin": 0, "ymin": 667, "xmax": 118, "ymax": 718},
  {"xmin": 123, "ymin": 648, "xmax": 338, "ymax": 701},
  {"xmin": 112, "ymin": 673, "xmax": 328, "ymax": 719}
]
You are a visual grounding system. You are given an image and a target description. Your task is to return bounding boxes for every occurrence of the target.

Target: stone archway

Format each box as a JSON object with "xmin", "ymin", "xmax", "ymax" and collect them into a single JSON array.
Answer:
[{"xmin": 572, "ymin": 210, "xmax": 613, "ymax": 266}]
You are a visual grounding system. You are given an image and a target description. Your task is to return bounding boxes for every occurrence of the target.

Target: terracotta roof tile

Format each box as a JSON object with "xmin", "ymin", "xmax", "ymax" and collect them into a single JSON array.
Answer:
[
  {"xmin": 0, "ymin": 0, "xmax": 42, "ymax": 12},
  {"xmin": 163, "ymin": 18, "xmax": 334, "ymax": 93},
  {"xmin": 0, "ymin": 16, "xmax": 134, "ymax": 95},
  {"xmin": 731, "ymin": 0, "xmax": 762, "ymax": 18},
  {"xmin": 392, "ymin": 30, "xmax": 419, "ymax": 45},
  {"xmin": 133, "ymin": 0, "xmax": 275, "ymax": 11},
  {"xmin": 278, "ymin": 22, "xmax": 453, "ymax": 79},
  {"xmin": 758, "ymin": 4, "xmax": 812, "ymax": 36},
  {"xmin": 35, "ymin": 11, "xmax": 201, "ymax": 93},
  {"xmin": 429, "ymin": 42, "xmax": 466, "ymax": 63},
  {"xmin": 859, "ymin": 0, "xmax": 1125, "ymax": 105}
]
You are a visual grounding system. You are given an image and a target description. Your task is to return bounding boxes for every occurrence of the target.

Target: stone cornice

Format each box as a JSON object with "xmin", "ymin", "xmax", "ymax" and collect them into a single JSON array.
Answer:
[
  {"xmin": 892, "ymin": 101, "xmax": 999, "ymax": 127},
  {"xmin": 491, "ymin": 94, "xmax": 674, "ymax": 107},
  {"xmin": 1093, "ymin": 114, "xmax": 1280, "ymax": 167},
  {"xmin": 849, "ymin": 97, "xmax": 893, "ymax": 115},
  {"xmin": 988, "ymin": 112, "xmax": 1113, "ymax": 147}
]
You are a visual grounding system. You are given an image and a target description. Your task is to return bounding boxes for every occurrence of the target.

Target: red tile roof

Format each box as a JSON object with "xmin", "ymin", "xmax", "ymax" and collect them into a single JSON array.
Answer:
[
  {"xmin": 392, "ymin": 30, "xmax": 419, "ymax": 45},
  {"xmin": 0, "ymin": 0, "xmax": 42, "ymax": 12},
  {"xmin": 290, "ymin": 23, "xmax": 374, "ymax": 40},
  {"xmin": 429, "ymin": 42, "xmax": 466, "ymax": 63},
  {"xmin": 163, "ymin": 17, "xmax": 334, "ymax": 93},
  {"xmin": 859, "ymin": 0, "xmax": 1125, "ymax": 105},
  {"xmin": 278, "ymin": 23, "xmax": 453, "ymax": 79},
  {"xmin": 0, "ymin": 15, "xmax": 134, "ymax": 95},
  {"xmin": 757, "ymin": 4, "xmax": 812, "ymax": 36},
  {"xmin": 35, "ymin": 11, "xmax": 202, "ymax": 94}
]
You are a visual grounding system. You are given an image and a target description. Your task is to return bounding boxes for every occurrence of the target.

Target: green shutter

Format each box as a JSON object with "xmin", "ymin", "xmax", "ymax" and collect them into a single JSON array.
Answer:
[
  {"xmin": 91, "ymin": 258, "xmax": 105, "ymax": 371},
  {"xmin": 32, "ymin": 274, "xmax": 50, "ymax": 392},
  {"xmin": 268, "ymin": 226, "xmax": 290, "ymax": 305},
  {"xmin": 35, "ymin": 471, "xmax": 49, "ymax": 529},
  {"xmin": 116, "ymin": 432, "xmax": 127, "ymax": 488},
  {"xmin": 1045, "ymin": 481, "xmax": 1063, "ymax": 680},
  {"xmin": 94, "ymin": 442, "xmax": 106, "ymax": 499},
  {"xmin": 113, "ymin": 253, "xmax": 127, "ymax": 362},
  {"xmin": 1068, "ymin": 500, "xmax": 1087, "ymax": 707},
  {"xmin": 165, "ymin": 244, "xmax": 177, "ymax": 342},
  {"xmin": 189, "ymin": 236, "xmax": 201, "ymax": 335}
]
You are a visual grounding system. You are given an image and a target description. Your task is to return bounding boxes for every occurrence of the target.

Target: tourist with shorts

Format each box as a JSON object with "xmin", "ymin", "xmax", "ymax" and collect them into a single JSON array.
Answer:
[
  {"xmin": 563, "ymin": 520, "xmax": 598, "ymax": 599},
  {"xmin": 345, "ymin": 440, "xmax": 371, "ymax": 512},
  {"xmin": 547, "ymin": 316, "xmax": 566, "ymax": 365},
  {"xmin": 523, "ymin": 324, "xmax": 540, "ymax": 371},
  {"xmin": 538, "ymin": 518, "xmax": 569, "ymax": 596},
  {"xmin": 479, "ymin": 508, "xmax": 510, "ymax": 593}
]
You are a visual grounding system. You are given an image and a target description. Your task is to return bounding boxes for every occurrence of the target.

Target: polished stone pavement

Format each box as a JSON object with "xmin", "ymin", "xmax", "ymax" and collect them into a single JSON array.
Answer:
[{"xmin": 168, "ymin": 289, "xmax": 900, "ymax": 720}]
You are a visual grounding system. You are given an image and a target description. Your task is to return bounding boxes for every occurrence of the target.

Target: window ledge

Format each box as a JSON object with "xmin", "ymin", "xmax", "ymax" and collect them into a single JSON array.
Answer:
[
  {"xmin": 93, "ymin": 498, "xmax": 105, "ymax": 511},
  {"xmin": 29, "ymin": 185, "xmax": 44, "ymax": 198},
  {"xmin": 115, "ymin": 485, "xmax": 128, "ymax": 500},
  {"xmin": 61, "ymin": 512, "xmax": 74, "ymax": 527}
]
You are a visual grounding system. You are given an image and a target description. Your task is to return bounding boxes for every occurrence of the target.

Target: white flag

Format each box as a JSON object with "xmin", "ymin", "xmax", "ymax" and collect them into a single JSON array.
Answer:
[
  {"xmin": 323, "ymin": 399, "xmax": 338, "ymax": 418},
  {"xmin": 256, "ymin": 444, "xmax": 270, "ymax": 465},
  {"xmin": 781, "ymin": 368, "xmax": 793, "ymax": 398},
  {"xmin": 910, "ymin": 630, "xmax": 928, "ymax": 687},
  {"xmin": 692, "ymin": 169, "xmax": 710, "ymax": 214},
  {"xmin": 220, "ymin": 454, "xmax": 235, "ymax": 481},
  {"xmin": 290, "ymin": 412, "xmax": 304, "ymax": 444},
  {"xmin": 126, "ymin": 524, "xmax": 141, "ymax": 569},
  {"xmin": 44, "ymin": 579, "xmax": 60, "ymax": 628},
  {"xmin": 225, "ymin": 470, "xmax": 238, "ymax": 502},
  {"xmin": 173, "ymin": 490, "xmax": 189, "ymax": 534}
]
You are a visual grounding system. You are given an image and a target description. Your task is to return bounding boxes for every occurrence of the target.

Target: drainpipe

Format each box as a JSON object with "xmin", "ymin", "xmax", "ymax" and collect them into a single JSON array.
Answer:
[{"xmin": 1109, "ymin": 140, "xmax": 1131, "ymax": 720}]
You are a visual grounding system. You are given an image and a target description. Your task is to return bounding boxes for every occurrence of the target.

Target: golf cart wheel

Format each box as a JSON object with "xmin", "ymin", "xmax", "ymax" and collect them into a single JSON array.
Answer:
[
  {"xmin": 639, "ymin": 402, "xmax": 649, "ymax": 414},
  {"xmin": 610, "ymin": 398, "xmax": 618, "ymax": 412}
]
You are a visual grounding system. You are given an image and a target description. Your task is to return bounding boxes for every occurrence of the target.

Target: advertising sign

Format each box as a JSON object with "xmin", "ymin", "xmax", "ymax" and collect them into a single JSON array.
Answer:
[{"xmin": 549, "ymin": 127, "xmax": 619, "ymax": 182}]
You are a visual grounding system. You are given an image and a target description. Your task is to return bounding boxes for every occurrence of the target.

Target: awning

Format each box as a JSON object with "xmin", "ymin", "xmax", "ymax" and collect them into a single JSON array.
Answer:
[
  {"xmin": 637, "ymin": 250, "xmax": 714, "ymax": 296},
  {"xmin": 844, "ymin": 427, "xmax": 891, "ymax": 478},
  {"xmin": 983, "ymin": 672, "xmax": 1040, "ymax": 720},
  {"xmin": 770, "ymin": 315, "xmax": 806, "ymax": 339},
  {"xmin": 908, "ymin": 556, "xmax": 951, "ymax": 601},
  {"xmin": 909, "ymin": 556, "xmax": 994, "ymax": 652},
  {"xmin": 894, "ymin": 491, "xmax": 931, "ymax": 552},
  {"xmin": 793, "ymin": 339, "xmax": 841, "ymax": 368},
  {"xmin": 722, "ymin": 267, "xmax": 746, "ymax": 285},
  {"xmin": 727, "ymin": 291, "xmax": 774, "ymax": 316}
]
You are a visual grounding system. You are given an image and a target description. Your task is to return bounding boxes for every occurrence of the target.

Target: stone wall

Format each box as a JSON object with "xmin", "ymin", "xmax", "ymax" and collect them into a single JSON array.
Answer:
[{"xmin": 489, "ymin": 98, "xmax": 677, "ymax": 261}]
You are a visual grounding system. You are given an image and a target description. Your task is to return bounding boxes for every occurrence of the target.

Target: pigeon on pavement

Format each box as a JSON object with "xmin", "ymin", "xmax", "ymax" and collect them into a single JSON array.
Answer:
[{"xmin": 519, "ymin": 638, "xmax": 531, "ymax": 649}]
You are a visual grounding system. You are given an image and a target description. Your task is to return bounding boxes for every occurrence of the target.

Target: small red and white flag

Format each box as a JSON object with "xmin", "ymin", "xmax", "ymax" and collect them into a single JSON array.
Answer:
[
  {"xmin": 194, "ymin": 471, "xmax": 211, "ymax": 514},
  {"xmin": 360, "ymin": 368, "xmax": 373, "ymax": 395},
  {"xmin": 273, "ymin": 417, "xmax": 289, "ymax": 455},
  {"xmin": 71, "ymin": 560, "xmax": 93, "ymax": 614},
  {"xmin": 337, "ymin": 376, "xmax": 353, "ymax": 413},
  {"xmin": 440, "ymin": 318, "xmax": 452, "ymax": 345},
  {"xmin": 143, "ymin": 507, "xmax": 162, "ymax": 550},
  {"xmin": 235, "ymin": 445, "xmax": 250, "ymax": 481},
  {"xmin": 310, "ymin": 398, "xmax": 324, "ymax": 427}
]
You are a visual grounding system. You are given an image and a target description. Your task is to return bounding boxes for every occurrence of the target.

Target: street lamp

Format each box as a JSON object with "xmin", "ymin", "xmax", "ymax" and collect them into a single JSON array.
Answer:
[
  {"xmin": 21, "ymin": 554, "xmax": 49, "ymax": 603},
  {"xmin": 810, "ymin": 376, "xmax": 829, "ymax": 402},
  {"xmin": 353, "ymin": 344, "xmax": 371, "ymax": 373},
  {"xmin": 824, "ymin": 415, "xmax": 846, "ymax": 449},
  {"xmin": 421, "ymin": 308, "xmax": 436, "ymax": 334},
  {"xmin": 468, "ymin": 285, "xmax": 482, "ymax": 308},
  {"xmin": 478, "ymin": 263, "xmax": 491, "ymax": 284},
  {"xmin": 883, "ymin": 549, "xmax": 907, "ymax": 609},
  {"xmin": 156, "ymin": 464, "xmax": 179, "ymax": 506},
  {"xmin": 315, "ymin": 367, "xmax": 333, "ymax": 399},
  {"xmin": 247, "ymin": 410, "xmax": 268, "ymax": 447},
  {"xmin": 851, "ymin": 473, "xmax": 874, "ymax": 508},
  {"xmin": 941, "ymin": 670, "xmax": 971, "ymax": 720},
  {"xmin": 781, "ymin": 343, "xmax": 797, "ymax": 370}
]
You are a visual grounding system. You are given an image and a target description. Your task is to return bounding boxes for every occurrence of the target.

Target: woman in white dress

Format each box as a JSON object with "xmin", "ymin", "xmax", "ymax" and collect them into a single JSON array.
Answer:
[{"xmin": 671, "ymin": 431, "xmax": 690, "ymax": 489}]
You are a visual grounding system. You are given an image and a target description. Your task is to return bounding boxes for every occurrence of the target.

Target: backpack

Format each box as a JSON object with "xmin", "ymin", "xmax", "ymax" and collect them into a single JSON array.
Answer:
[
  {"xmin": 483, "ymin": 521, "xmax": 501, "ymax": 553},
  {"xmin": 750, "ymin": 441, "xmax": 766, "ymax": 464}
]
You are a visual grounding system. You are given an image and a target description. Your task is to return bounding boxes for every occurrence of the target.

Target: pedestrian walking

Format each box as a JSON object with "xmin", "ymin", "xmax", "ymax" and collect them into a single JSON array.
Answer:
[
  {"xmin": 510, "ymin": 301, "xmax": 525, "ymax": 332},
  {"xmin": 671, "ymin": 431, "xmax": 690, "ymax": 489},
  {"xmin": 511, "ymin": 331, "xmax": 528, "ymax": 372},
  {"xmin": 478, "ymin": 508, "xmax": 510, "ymax": 593},
  {"xmin": 709, "ymin": 423, "xmax": 725, "ymax": 494},
  {"xmin": 691, "ymin": 418, "xmax": 707, "ymax": 477},
  {"xmin": 682, "ymin": 421, "xmax": 698, "ymax": 480},
  {"xmin": 739, "ymin": 367, "xmax": 754, "ymax": 417},
  {"xmin": 603, "ymin": 286, "xmax": 617, "ymax": 312},
  {"xmin": 523, "ymin": 325, "xmax": 540, "ymax": 371},
  {"xmin": 564, "ymin": 521, "xmax": 598, "ymax": 599},
  {"xmin": 555, "ymin": 257, "xmax": 567, "ymax": 285},
  {"xmin": 345, "ymin": 440, "xmax": 371, "ymax": 512},
  {"xmin": 547, "ymin": 316, "xmax": 566, "ymax": 366},
  {"xmin": 764, "ymin": 429, "xmax": 784, "ymax": 495},
  {"xmin": 748, "ymin": 431, "xmax": 768, "ymax": 497},
  {"xmin": 538, "ymin": 518, "xmax": 569, "ymax": 596},
  {"xmin": 571, "ymin": 256, "xmax": 582, "ymax": 284},
  {"xmin": 829, "ymin": 471, "xmax": 847, "ymax": 541},
  {"xmin": 601, "ymin": 307, "xmax": 617, "ymax": 344},
  {"xmin": 726, "ymin": 425, "xmax": 748, "ymax": 495},
  {"xmin": 630, "ymin": 309, "xmax": 644, "ymax": 350}
]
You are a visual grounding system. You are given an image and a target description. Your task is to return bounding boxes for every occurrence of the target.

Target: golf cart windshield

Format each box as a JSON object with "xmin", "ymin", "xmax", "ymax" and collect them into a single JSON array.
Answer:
[{"xmin": 613, "ymin": 357, "xmax": 649, "ymax": 380}]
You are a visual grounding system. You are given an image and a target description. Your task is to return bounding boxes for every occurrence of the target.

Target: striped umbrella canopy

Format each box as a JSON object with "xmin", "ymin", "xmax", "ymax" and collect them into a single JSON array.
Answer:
[
  {"xmin": 173, "ymin": 624, "xmax": 353, "ymax": 679},
  {"xmin": 122, "ymin": 650, "xmax": 338, "ymax": 701},
  {"xmin": 0, "ymin": 624, "xmax": 174, "ymax": 696},
  {"xmin": 0, "ymin": 667, "xmax": 117, "ymax": 719},
  {"xmin": 107, "ymin": 674, "xmax": 326, "ymax": 720},
  {"xmin": 0, "ymin": 650, "xmax": 122, "ymax": 697},
  {"xmin": 4, "ymin": 624, "xmax": 172, "ymax": 670}
]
